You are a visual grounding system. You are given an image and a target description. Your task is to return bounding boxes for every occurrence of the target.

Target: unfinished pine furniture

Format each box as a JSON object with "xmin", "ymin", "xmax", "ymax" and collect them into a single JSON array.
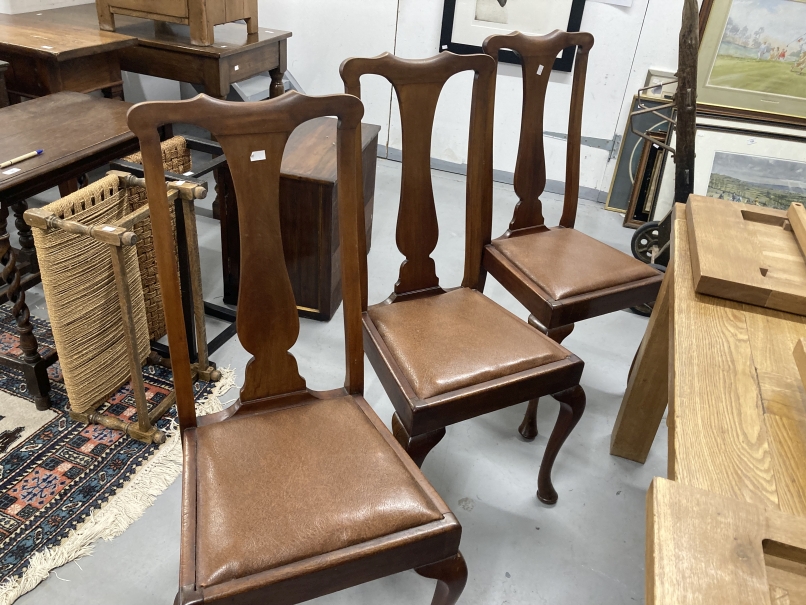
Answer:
[
  {"xmin": 0, "ymin": 12, "xmax": 134, "ymax": 102},
  {"xmin": 219, "ymin": 117, "xmax": 381, "ymax": 319},
  {"xmin": 611, "ymin": 201, "xmax": 806, "ymax": 499},
  {"xmin": 30, "ymin": 4, "xmax": 290, "ymax": 100},
  {"xmin": 95, "ymin": 0, "xmax": 258, "ymax": 47},
  {"xmin": 341, "ymin": 51, "xmax": 585, "ymax": 505},
  {"xmin": 25, "ymin": 171, "xmax": 217, "ymax": 443},
  {"xmin": 480, "ymin": 31, "xmax": 663, "ymax": 442},
  {"xmin": 647, "ymin": 477, "xmax": 806, "ymax": 605},
  {"xmin": 129, "ymin": 91, "xmax": 468, "ymax": 605}
]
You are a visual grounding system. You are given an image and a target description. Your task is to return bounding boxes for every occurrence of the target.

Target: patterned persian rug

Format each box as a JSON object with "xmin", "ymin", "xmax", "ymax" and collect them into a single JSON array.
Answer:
[{"xmin": 0, "ymin": 306, "xmax": 233, "ymax": 604}]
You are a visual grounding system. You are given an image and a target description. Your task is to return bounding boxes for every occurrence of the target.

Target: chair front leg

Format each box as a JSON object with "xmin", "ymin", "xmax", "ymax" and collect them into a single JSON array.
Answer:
[
  {"xmin": 392, "ymin": 413, "xmax": 446, "ymax": 468},
  {"xmin": 519, "ymin": 319, "xmax": 575, "ymax": 440},
  {"xmin": 415, "ymin": 552, "xmax": 468, "ymax": 605},
  {"xmin": 537, "ymin": 385, "xmax": 586, "ymax": 504}
]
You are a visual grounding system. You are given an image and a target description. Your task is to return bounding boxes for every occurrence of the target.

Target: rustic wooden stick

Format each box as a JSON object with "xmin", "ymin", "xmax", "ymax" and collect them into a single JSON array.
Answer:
[
  {"xmin": 180, "ymin": 197, "xmax": 211, "ymax": 374},
  {"xmin": 108, "ymin": 244, "xmax": 152, "ymax": 435},
  {"xmin": 24, "ymin": 208, "xmax": 137, "ymax": 247}
]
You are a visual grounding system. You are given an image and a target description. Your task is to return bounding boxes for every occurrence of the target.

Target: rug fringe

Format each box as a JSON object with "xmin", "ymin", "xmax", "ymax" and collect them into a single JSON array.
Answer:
[{"xmin": 0, "ymin": 367, "xmax": 236, "ymax": 605}]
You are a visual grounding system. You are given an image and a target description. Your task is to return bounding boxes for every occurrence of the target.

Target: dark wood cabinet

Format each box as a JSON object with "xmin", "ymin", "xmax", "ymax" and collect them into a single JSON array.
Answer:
[{"xmin": 219, "ymin": 117, "xmax": 380, "ymax": 321}]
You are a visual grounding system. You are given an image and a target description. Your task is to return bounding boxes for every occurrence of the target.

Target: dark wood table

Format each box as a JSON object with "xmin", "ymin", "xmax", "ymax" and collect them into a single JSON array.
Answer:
[
  {"xmin": 0, "ymin": 12, "xmax": 135, "ymax": 101},
  {"xmin": 0, "ymin": 92, "xmax": 139, "ymax": 408},
  {"xmin": 28, "ymin": 4, "xmax": 291, "ymax": 100},
  {"xmin": 218, "ymin": 117, "xmax": 381, "ymax": 320}
]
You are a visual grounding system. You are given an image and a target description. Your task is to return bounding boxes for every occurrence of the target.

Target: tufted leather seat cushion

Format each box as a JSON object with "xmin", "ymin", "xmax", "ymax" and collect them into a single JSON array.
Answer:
[
  {"xmin": 193, "ymin": 396, "xmax": 444, "ymax": 588},
  {"xmin": 367, "ymin": 288, "xmax": 570, "ymax": 400},
  {"xmin": 491, "ymin": 228, "xmax": 660, "ymax": 301}
]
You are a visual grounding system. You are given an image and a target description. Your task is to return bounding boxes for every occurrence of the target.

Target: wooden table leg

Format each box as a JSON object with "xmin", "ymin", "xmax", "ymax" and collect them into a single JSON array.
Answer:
[
  {"xmin": 0, "ymin": 227, "xmax": 51, "ymax": 410},
  {"xmin": 11, "ymin": 200, "xmax": 37, "ymax": 273},
  {"xmin": 610, "ymin": 263, "xmax": 672, "ymax": 463},
  {"xmin": 269, "ymin": 38, "xmax": 287, "ymax": 98}
]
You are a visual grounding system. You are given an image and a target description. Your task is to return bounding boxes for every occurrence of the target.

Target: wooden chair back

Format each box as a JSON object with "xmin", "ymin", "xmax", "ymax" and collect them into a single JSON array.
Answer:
[
  {"xmin": 127, "ymin": 92, "xmax": 366, "ymax": 434},
  {"xmin": 340, "ymin": 52, "xmax": 496, "ymax": 297},
  {"xmin": 483, "ymin": 31, "xmax": 594, "ymax": 232}
]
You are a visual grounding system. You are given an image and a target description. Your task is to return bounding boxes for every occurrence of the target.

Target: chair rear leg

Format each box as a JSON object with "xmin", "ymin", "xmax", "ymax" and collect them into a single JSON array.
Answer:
[
  {"xmin": 415, "ymin": 552, "xmax": 468, "ymax": 605},
  {"xmin": 519, "ymin": 319, "xmax": 575, "ymax": 440},
  {"xmin": 392, "ymin": 413, "xmax": 446, "ymax": 468},
  {"xmin": 537, "ymin": 385, "xmax": 586, "ymax": 504}
]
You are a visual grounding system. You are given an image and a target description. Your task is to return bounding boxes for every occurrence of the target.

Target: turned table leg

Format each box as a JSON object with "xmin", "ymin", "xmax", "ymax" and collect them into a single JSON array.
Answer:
[
  {"xmin": 11, "ymin": 200, "xmax": 37, "ymax": 273},
  {"xmin": 0, "ymin": 225, "xmax": 50, "ymax": 410}
]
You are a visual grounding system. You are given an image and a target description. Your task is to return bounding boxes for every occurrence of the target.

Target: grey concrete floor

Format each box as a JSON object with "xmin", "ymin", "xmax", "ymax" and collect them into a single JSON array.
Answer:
[{"xmin": 14, "ymin": 159, "xmax": 667, "ymax": 605}]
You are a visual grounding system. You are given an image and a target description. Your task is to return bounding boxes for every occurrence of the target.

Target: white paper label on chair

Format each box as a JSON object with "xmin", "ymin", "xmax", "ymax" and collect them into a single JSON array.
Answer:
[
  {"xmin": 537, "ymin": 65, "xmax": 544, "ymax": 75},
  {"xmin": 250, "ymin": 150, "xmax": 266, "ymax": 162},
  {"xmin": 2, "ymin": 168, "xmax": 21, "ymax": 175},
  {"xmin": 234, "ymin": 65, "xmax": 240, "ymax": 71}
]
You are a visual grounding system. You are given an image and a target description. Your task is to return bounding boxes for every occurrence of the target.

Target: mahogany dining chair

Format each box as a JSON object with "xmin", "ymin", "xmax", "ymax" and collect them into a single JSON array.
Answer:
[
  {"xmin": 341, "ymin": 51, "xmax": 586, "ymax": 505},
  {"xmin": 481, "ymin": 31, "xmax": 663, "ymax": 441},
  {"xmin": 128, "ymin": 90, "xmax": 468, "ymax": 605}
]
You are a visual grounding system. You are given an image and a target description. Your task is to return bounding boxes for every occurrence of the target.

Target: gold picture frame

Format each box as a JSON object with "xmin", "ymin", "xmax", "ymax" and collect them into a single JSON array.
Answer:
[{"xmin": 698, "ymin": 0, "xmax": 806, "ymax": 123}]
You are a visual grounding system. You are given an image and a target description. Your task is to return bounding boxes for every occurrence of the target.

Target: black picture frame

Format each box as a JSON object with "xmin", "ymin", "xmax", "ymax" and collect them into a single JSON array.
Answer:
[{"xmin": 439, "ymin": 0, "xmax": 587, "ymax": 72}]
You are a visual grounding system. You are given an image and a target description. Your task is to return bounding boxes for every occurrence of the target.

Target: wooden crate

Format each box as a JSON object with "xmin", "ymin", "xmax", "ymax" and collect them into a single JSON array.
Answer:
[{"xmin": 219, "ymin": 117, "xmax": 381, "ymax": 321}]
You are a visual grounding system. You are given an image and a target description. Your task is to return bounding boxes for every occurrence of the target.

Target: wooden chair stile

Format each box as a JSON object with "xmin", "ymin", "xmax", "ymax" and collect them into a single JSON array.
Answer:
[
  {"xmin": 128, "ymin": 91, "xmax": 467, "ymax": 605},
  {"xmin": 481, "ymin": 31, "xmax": 664, "ymax": 440},
  {"xmin": 341, "ymin": 51, "xmax": 586, "ymax": 505}
]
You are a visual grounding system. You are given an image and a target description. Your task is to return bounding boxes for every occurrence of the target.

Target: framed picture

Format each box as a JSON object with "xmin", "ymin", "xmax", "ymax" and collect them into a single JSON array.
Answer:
[
  {"xmin": 439, "ymin": 0, "xmax": 587, "ymax": 71},
  {"xmin": 604, "ymin": 96, "xmax": 674, "ymax": 213},
  {"xmin": 624, "ymin": 131, "xmax": 668, "ymax": 229},
  {"xmin": 698, "ymin": 0, "xmax": 806, "ymax": 123},
  {"xmin": 653, "ymin": 116, "xmax": 806, "ymax": 220}
]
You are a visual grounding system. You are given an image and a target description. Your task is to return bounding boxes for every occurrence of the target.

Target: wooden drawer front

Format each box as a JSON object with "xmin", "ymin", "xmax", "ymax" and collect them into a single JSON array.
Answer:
[{"xmin": 110, "ymin": 0, "xmax": 188, "ymax": 19}]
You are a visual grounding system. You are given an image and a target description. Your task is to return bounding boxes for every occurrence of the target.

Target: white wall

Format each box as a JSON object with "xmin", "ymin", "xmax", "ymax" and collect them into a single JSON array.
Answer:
[
  {"xmin": 0, "ymin": 0, "xmax": 90, "ymax": 14},
  {"xmin": 259, "ymin": 0, "xmax": 688, "ymax": 194},
  {"xmin": 0, "ymin": 0, "xmax": 689, "ymax": 195}
]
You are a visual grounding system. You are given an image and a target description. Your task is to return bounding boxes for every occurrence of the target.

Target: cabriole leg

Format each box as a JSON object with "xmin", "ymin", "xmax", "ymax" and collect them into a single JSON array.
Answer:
[
  {"xmin": 415, "ymin": 552, "xmax": 468, "ymax": 605},
  {"xmin": 392, "ymin": 413, "xmax": 446, "ymax": 468},
  {"xmin": 537, "ymin": 385, "xmax": 586, "ymax": 504},
  {"xmin": 519, "ymin": 318, "xmax": 574, "ymax": 440}
]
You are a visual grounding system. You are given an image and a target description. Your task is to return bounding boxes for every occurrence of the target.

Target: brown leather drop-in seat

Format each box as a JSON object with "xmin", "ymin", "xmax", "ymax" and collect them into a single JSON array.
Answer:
[
  {"xmin": 491, "ymin": 228, "xmax": 661, "ymax": 301},
  {"xmin": 193, "ymin": 396, "xmax": 444, "ymax": 588},
  {"xmin": 367, "ymin": 288, "xmax": 571, "ymax": 400}
]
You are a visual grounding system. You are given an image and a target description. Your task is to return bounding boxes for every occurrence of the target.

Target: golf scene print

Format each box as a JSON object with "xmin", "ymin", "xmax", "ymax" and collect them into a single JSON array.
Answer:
[
  {"xmin": 708, "ymin": 0, "xmax": 806, "ymax": 100},
  {"xmin": 706, "ymin": 151, "xmax": 806, "ymax": 210}
]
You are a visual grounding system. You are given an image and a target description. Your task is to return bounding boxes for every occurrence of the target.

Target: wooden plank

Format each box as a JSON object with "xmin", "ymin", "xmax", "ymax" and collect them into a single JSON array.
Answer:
[
  {"xmin": 788, "ymin": 202, "xmax": 806, "ymax": 258},
  {"xmin": 686, "ymin": 196, "xmax": 806, "ymax": 316},
  {"xmin": 671, "ymin": 203, "xmax": 779, "ymax": 508},
  {"xmin": 609, "ymin": 264, "xmax": 670, "ymax": 463},
  {"xmin": 647, "ymin": 477, "xmax": 806, "ymax": 605},
  {"xmin": 795, "ymin": 338, "xmax": 806, "ymax": 393}
]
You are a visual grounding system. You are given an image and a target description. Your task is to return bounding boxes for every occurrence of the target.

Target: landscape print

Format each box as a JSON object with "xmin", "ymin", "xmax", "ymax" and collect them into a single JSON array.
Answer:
[
  {"xmin": 706, "ymin": 151, "xmax": 806, "ymax": 210},
  {"xmin": 709, "ymin": 0, "xmax": 806, "ymax": 99}
]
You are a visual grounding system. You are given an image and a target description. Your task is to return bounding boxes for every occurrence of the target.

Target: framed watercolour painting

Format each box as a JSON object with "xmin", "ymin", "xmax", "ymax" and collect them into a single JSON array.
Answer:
[
  {"xmin": 699, "ymin": 0, "xmax": 806, "ymax": 122},
  {"xmin": 653, "ymin": 116, "xmax": 806, "ymax": 220},
  {"xmin": 439, "ymin": 0, "xmax": 587, "ymax": 71}
]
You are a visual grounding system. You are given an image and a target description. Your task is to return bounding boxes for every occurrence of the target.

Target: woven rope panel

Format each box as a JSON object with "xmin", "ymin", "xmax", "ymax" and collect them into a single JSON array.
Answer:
[
  {"xmin": 32, "ymin": 176, "xmax": 151, "ymax": 413},
  {"xmin": 124, "ymin": 136, "xmax": 191, "ymax": 341}
]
